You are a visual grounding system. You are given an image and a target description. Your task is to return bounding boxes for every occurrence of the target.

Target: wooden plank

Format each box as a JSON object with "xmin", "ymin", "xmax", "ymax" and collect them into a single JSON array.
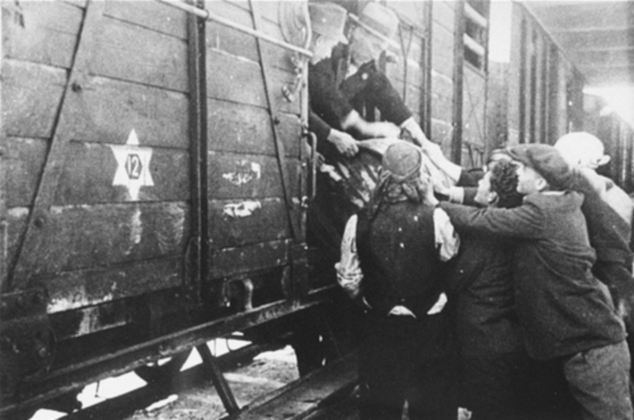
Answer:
[
  {"xmin": 251, "ymin": 0, "xmax": 301, "ymax": 241},
  {"xmin": 206, "ymin": 49, "xmax": 300, "ymax": 114},
  {"xmin": 209, "ymin": 239, "xmax": 289, "ymax": 279},
  {"xmin": 3, "ymin": 137, "xmax": 47, "ymax": 207},
  {"xmin": 104, "ymin": 1, "xmax": 188, "ymax": 39},
  {"xmin": 93, "ymin": 17, "xmax": 189, "ymax": 92},
  {"xmin": 2, "ymin": 1, "xmax": 82, "ymax": 68},
  {"xmin": 206, "ymin": 20, "xmax": 295, "ymax": 74},
  {"xmin": 10, "ymin": 0, "xmax": 107, "ymax": 288},
  {"xmin": 67, "ymin": 76, "xmax": 190, "ymax": 149},
  {"xmin": 51, "ymin": 299, "xmax": 130, "ymax": 339},
  {"xmin": 3, "ymin": 60, "xmax": 66, "ymax": 139},
  {"xmin": 206, "ymin": 49, "xmax": 266, "ymax": 107},
  {"xmin": 8, "ymin": 202, "xmax": 189, "ymax": 277},
  {"xmin": 45, "ymin": 257, "xmax": 183, "ymax": 313},
  {"xmin": 208, "ymin": 151, "xmax": 300, "ymax": 199},
  {"xmin": 234, "ymin": 354, "xmax": 357, "ymax": 420},
  {"xmin": 209, "ymin": 198, "xmax": 289, "ymax": 249},
  {"xmin": 207, "ymin": 99, "xmax": 301, "ymax": 157},
  {"xmin": 5, "ymin": 138, "xmax": 189, "ymax": 208},
  {"xmin": 5, "ymin": 208, "xmax": 27, "ymax": 278},
  {"xmin": 55, "ymin": 142, "xmax": 190, "ymax": 205}
]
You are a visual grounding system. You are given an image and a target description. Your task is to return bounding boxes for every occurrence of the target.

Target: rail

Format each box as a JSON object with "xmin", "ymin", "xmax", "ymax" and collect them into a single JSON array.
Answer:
[{"xmin": 155, "ymin": 0, "xmax": 313, "ymax": 58}]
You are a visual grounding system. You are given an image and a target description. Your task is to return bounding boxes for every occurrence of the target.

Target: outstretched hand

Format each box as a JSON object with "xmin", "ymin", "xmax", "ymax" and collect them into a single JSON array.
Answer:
[{"xmin": 328, "ymin": 129, "xmax": 359, "ymax": 158}]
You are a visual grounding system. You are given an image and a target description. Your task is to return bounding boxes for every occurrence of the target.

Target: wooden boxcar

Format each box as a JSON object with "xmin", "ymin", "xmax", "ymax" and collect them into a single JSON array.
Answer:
[
  {"xmin": 0, "ymin": 0, "xmax": 497, "ymax": 417},
  {"xmin": 1, "ymin": 0, "xmax": 319, "ymax": 415},
  {"xmin": 487, "ymin": 1, "xmax": 634, "ymax": 195}
]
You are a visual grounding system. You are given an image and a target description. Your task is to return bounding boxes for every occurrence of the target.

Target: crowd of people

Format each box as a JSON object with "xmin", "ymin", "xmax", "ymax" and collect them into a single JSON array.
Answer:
[{"xmin": 304, "ymin": 2, "xmax": 634, "ymax": 420}]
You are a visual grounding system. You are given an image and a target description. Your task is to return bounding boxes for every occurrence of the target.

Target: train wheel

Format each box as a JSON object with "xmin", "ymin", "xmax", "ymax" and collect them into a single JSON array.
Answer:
[{"xmin": 134, "ymin": 350, "xmax": 190, "ymax": 385}]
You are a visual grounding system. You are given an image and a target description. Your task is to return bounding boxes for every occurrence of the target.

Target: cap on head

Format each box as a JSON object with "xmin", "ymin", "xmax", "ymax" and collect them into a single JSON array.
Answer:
[
  {"xmin": 554, "ymin": 132, "xmax": 610, "ymax": 169},
  {"xmin": 358, "ymin": 2, "xmax": 399, "ymax": 42},
  {"xmin": 506, "ymin": 144, "xmax": 573, "ymax": 190},
  {"xmin": 383, "ymin": 141, "xmax": 421, "ymax": 182},
  {"xmin": 308, "ymin": 2, "xmax": 348, "ymax": 44}
]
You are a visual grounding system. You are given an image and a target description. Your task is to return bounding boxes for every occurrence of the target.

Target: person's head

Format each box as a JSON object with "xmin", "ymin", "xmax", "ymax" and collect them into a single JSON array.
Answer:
[
  {"xmin": 474, "ymin": 160, "xmax": 523, "ymax": 208},
  {"xmin": 485, "ymin": 148, "xmax": 512, "ymax": 170},
  {"xmin": 554, "ymin": 132, "xmax": 610, "ymax": 170},
  {"xmin": 505, "ymin": 144, "xmax": 573, "ymax": 195},
  {"xmin": 371, "ymin": 141, "xmax": 431, "ymax": 211},
  {"xmin": 308, "ymin": 2, "xmax": 348, "ymax": 62},
  {"xmin": 348, "ymin": 3, "xmax": 398, "ymax": 65}
]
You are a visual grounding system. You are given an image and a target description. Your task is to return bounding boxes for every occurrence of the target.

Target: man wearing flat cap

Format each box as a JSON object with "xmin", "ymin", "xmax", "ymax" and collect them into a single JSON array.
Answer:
[
  {"xmin": 309, "ymin": 2, "xmax": 430, "ymax": 162},
  {"xmin": 336, "ymin": 141, "xmax": 460, "ymax": 419},
  {"xmin": 436, "ymin": 144, "xmax": 633, "ymax": 420}
]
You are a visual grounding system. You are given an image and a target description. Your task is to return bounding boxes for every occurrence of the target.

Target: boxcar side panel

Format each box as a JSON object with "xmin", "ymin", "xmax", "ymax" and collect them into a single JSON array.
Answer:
[
  {"xmin": 2, "ymin": 1, "xmax": 192, "ymax": 312},
  {"xmin": 204, "ymin": 0, "xmax": 307, "ymax": 291}
]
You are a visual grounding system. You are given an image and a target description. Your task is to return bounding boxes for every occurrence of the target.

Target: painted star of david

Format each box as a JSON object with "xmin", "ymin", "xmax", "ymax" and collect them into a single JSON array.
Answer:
[{"xmin": 110, "ymin": 129, "xmax": 154, "ymax": 200}]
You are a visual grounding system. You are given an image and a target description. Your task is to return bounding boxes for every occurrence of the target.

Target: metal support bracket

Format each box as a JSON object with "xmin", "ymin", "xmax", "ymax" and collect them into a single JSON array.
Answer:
[{"xmin": 196, "ymin": 343, "xmax": 240, "ymax": 415}]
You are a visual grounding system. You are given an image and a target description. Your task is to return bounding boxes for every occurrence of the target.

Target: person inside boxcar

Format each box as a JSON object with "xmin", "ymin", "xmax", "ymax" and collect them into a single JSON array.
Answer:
[
  {"xmin": 437, "ymin": 144, "xmax": 633, "ymax": 420},
  {"xmin": 307, "ymin": 2, "xmax": 359, "ymax": 159},
  {"xmin": 309, "ymin": 2, "xmax": 430, "ymax": 162},
  {"xmin": 335, "ymin": 141, "xmax": 460, "ymax": 420}
]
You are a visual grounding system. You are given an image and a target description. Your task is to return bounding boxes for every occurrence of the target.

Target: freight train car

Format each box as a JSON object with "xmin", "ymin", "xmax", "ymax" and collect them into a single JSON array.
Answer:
[
  {"xmin": 487, "ymin": 1, "xmax": 634, "ymax": 195},
  {"xmin": 0, "ymin": 0, "xmax": 323, "ymax": 417},
  {"xmin": 0, "ymin": 0, "xmax": 501, "ymax": 416},
  {"xmin": 22, "ymin": 0, "xmax": 634, "ymax": 418}
]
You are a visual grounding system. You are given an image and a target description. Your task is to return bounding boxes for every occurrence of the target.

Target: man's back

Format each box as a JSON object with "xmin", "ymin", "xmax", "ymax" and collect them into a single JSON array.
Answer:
[{"xmin": 441, "ymin": 191, "xmax": 626, "ymax": 360}]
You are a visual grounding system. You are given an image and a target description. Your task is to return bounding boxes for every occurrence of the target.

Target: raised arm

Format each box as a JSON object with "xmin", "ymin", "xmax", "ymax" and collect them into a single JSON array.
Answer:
[{"xmin": 440, "ymin": 200, "xmax": 545, "ymax": 239}]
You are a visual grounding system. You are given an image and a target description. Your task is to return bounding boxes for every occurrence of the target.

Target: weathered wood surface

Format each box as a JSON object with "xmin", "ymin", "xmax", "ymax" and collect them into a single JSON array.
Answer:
[
  {"xmin": 208, "ymin": 100, "xmax": 301, "ymax": 157},
  {"xmin": 208, "ymin": 152, "xmax": 300, "ymax": 198},
  {"xmin": 94, "ymin": 17, "xmax": 189, "ymax": 92},
  {"xmin": 51, "ymin": 299, "xmax": 130, "ymax": 339},
  {"xmin": 2, "ymin": 1, "xmax": 82, "ymax": 69},
  {"xmin": 3, "ymin": 60, "xmax": 66, "ymax": 139},
  {"xmin": 210, "ymin": 240, "xmax": 290, "ymax": 279},
  {"xmin": 6, "ymin": 202, "xmax": 188, "ymax": 277},
  {"xmin": 45, "ymin": 257, "xmax": 183, "ymax": 313},
  {"xmin": 7, "ymin": 138, "xmax": 189, "ymax": 206},
  {"xmin": 104, "ymin": 1, "xmax": 188, "ymax": 39},
  {"xmin": 2, "ymin": 0, "xmax": 308, "ymax": 299},
  {"xmin": 206, "ymin": 50, "xmax": 301, "ymax": 115},
  {"xmin": 209, "ymin": 198, "xmax": 289, "ymax": 249},
  {"xmin": 233, "ymin": 354, "xmax": 357, "ymax": 420},
  {"xmin": 5, "ymin": 65, "xmax": 190, "ymax": 146}
]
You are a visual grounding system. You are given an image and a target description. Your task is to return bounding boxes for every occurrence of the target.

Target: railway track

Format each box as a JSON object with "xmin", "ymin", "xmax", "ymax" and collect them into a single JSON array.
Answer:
[{"xmin": 47, "ymin": 348, "xmax": 357, "ymax": 420}]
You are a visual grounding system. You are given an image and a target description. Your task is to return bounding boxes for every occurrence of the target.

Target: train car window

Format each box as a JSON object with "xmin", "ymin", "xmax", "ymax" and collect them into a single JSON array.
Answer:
[{"xmin": 463, "ymin": 0, "xmax": 488, "ymax": 71}]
